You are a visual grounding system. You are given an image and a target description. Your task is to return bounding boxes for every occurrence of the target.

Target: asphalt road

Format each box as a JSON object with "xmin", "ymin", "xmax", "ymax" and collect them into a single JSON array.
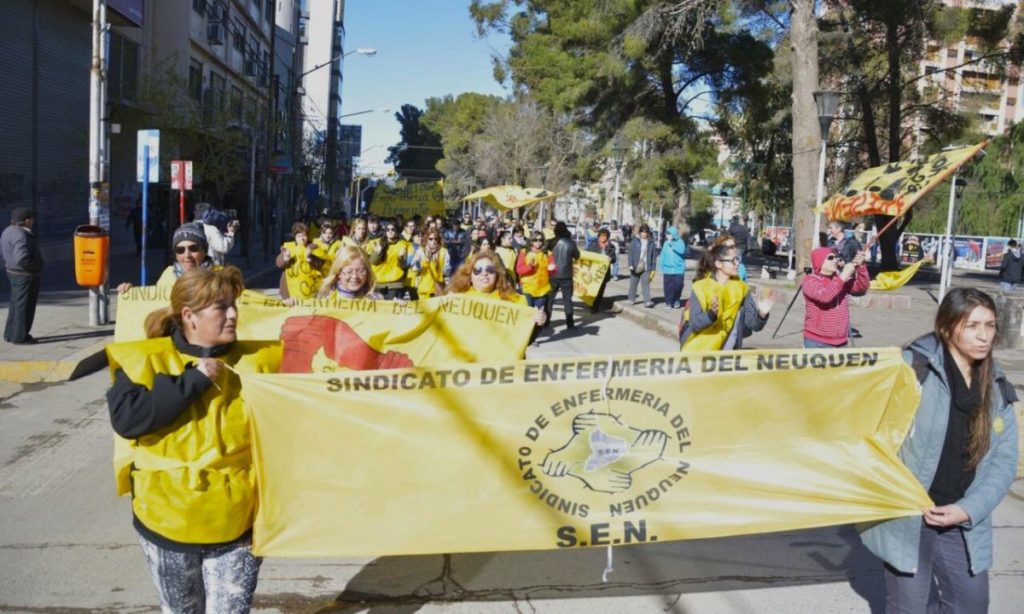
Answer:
[{"xmin": 1, "ymin": 307, "xmax": 1022, "ymax": 613}]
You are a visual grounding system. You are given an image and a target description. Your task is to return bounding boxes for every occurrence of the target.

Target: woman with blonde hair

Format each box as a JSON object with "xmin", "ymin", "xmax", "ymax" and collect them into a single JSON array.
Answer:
[
  {"xmin": 341, "ymin": 217, "xmax": 371, "ymax": 251},
  {"xmin": 106, "ymin": 266, "xmax": 280, "ymax": 613},
  {"xmin": 318, "ymin": 245, "xmax": 381, "ymax": 300}
]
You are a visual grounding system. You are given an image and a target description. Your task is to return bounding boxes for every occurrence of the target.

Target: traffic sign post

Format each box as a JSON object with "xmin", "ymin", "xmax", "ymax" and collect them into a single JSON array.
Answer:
[
  {"xmin": 171, "ymin": 160, "xmax": 193, "ymax": 225},
  {"xmin": 137, "ymin": 129, "xmax": 159, "ymax": 285}
]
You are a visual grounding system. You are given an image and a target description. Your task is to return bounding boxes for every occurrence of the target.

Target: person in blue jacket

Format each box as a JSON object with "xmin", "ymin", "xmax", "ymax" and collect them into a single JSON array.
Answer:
[
  {"xmin": 658, "ymin": 225, "xmax": 687, "ymax": 309},
  {"xmin": 859, "ymin": 287, "xmax": 1018, "ymax": 613}
]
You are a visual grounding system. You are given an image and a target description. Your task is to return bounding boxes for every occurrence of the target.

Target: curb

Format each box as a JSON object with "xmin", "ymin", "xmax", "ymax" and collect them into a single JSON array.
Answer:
[
  {"xmin": 0, "ymin": 338, "xmax": 110, "ymax": 384},
  {"xmin": 612, "ymin": 300, "xmax": 679, "ymax": 342}
]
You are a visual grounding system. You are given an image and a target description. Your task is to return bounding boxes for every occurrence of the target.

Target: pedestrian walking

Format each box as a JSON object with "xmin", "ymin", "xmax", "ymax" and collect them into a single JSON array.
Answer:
[
  {"xmin": 860, "ymin": 288, "xmax": 1018, "ymax": 614},
  {"xmin": 587, "ymin": 228, "xmax": 617, "ymax": 313},
  {"xmin": 106, "ymin": 266, "xmax": 281, "ymax": 613},
  {"xmin": 998, "ymin": 239, "xmax": 1023, "ymax": 292},
  {"xmin": 627, "ymin": 224, "xmax": 656, "ymax": 307},
  {"xmin": 727, "ymin": 215, "xmax": 750, "ymax": 261},
  {"xmin": 1, "ymin": 207, "xmax": 43, "ymax": 344},
  {"xmin": 659, "ymin": 225, "xmax": 687, "ymax": 309},
  {"xmin": 517, "ymin": 231, "xmax": 553, "ymax": 315},
  {"xmin": 548, "ymin": 221, "xmax": 580, "ymax": 329}
]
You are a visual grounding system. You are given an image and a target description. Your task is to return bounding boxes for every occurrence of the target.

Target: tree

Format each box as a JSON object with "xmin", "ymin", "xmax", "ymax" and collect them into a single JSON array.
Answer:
[
  {"xmin": 789, "ymin": 0, "xmax": 820, "ymax": 271},
  {"xmin": 421, "ymin": 93, "xmax": 504, "ymax": 198},
  {"xmin": 471, "ymin": 0, "xmax": 774, "ymax": 227},
  {"xmin": 386, "ymin": 104, "xmax": 444, "ymax": 182}
]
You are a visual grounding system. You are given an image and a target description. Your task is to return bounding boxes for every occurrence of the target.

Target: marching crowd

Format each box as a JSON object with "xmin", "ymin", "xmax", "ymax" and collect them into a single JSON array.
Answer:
[{"xmin": 86, "ymin": 205, "xmax": 1018, "ymax": 614}]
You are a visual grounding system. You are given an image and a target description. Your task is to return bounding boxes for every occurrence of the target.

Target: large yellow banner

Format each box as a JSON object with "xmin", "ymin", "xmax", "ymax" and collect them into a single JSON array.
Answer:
[
  {"xmin": 369, "ymin": 180, "xmax": 447, "ymax": 217},
  {"xmin": 819, "ymin": 142, "xmax": 987, "ymax": 221},
  {"xmin": 114, "ymin": 290, "xmax": 536, "ymax": 368},
  {"xmin": 573, "ymin": 251, "xmax": 610, "ymax": 307},
  {"xmin": 241, "ymin": 348, "xmax": 929, "ymax": 557}
]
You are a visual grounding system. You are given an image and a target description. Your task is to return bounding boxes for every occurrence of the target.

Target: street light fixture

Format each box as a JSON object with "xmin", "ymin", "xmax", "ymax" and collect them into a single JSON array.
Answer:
[
  {"xmin": 299, "ymin": 47, "xmax": 377, "ymax": 79},
  {"xmin": 939, "ymin": 176, "xmax": 968, "ymax": 302},
  {"xmin": 340, "ymin": 108, "xmax": 390, "ymax": 119},
  {"xmin": 811, "ymin": 90, "xmax": 842, "ymax": 249},
  {"xmin": 611, "ymin": 137, "xmax": 626, "ymax": 223}
]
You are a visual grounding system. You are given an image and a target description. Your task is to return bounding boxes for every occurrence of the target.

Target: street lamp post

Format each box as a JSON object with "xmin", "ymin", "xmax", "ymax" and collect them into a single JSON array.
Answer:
[
  {"xmin": 938, "ymin": 176, "xmax": 968, "ymax": 303},
  {"xmin": 611, "ymin": 137, "xmax": 626, "ymax": 223},
  {"xmin": 812, "ymin": 90, "xmax": 841, "ymax": 249}
]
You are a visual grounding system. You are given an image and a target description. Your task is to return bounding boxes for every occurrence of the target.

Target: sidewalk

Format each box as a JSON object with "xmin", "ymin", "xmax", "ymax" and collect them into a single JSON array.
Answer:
[{"xmin": 0, "ymin": 219, "xmax": 280, "ymax": 389}]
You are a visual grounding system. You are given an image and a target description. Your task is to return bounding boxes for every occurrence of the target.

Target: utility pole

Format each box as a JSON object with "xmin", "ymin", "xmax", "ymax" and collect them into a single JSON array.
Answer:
[{"xmin": 87, "ymin": 0, "xmax": 109, "ymax": 325}]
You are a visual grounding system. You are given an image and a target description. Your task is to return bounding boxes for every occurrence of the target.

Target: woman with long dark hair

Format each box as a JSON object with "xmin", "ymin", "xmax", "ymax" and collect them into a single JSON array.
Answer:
[
  {"xmin": 860, "ymin": 287, "xmax": 1018, "ymax": 613},
  {"xmin": 106, "ymin": 266, "xmax": 280, "ymax": 612}
]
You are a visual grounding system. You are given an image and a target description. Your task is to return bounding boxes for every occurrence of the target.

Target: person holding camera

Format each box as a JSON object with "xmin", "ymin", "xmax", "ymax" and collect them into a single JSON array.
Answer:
[
  {"xmin": 801, "ymin": 246, "xmax": 870, "ymax": 348},
  {"xmin": 194, "ymin": 203, "xmax": 239, "ymax": 266}
]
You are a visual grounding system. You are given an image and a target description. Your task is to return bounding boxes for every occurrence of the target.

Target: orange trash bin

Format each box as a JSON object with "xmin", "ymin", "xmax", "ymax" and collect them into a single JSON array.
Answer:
[{"xmin": 74, "ymin": 225, "xmax": 109, "ymax": 286}]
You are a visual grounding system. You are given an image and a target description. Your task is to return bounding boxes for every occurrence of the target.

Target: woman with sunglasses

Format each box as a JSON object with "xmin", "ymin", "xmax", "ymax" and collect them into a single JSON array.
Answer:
[
  {"xmin": 319, "ymin": 245, "xmax": 382, "ymax": 300},
  {"xmin": 801, "ymin": 246, "xmax": 869, "ymax": 348},
  {"xmin": 409, "ymin": 227, "xmax": 451, "ymax": 298},
  {"xmin": 369, "ymin": 222, "xmax": 412, "ymax": 300},
  {"xmin": 516, "ymin": 231, "xmax": 553, "ymax": 316},
  {"xmin": 117, "ymin": 223, "xmax": 213, "ymax": 294},
  {"xmin": 679, "ymin": 242, "xmax": 772, "ymax": 350},
  {"xmin": 449, "ymin": 252, "xmax": 546, "ymax": 327}
]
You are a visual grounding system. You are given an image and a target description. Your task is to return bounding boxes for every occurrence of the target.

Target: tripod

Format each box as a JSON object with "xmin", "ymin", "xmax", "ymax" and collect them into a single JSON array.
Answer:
[{"xmin": 771, "ymin": 267, "xmax": 811, "ymax": 339}]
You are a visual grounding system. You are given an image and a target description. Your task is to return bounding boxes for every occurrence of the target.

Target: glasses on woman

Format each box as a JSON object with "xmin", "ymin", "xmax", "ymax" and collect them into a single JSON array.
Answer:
[
  {"xmin": 385, "ymin": 227, "xmax": 397, "ymax": 233},
  {"xmin": 339, "ymin": 267, "xmax": 368, "ymax": 279},
  {"xmin": 472, "ymin": 265, "xmax": 497, "ymax": 275},
  {"xmin": 717, "ymin": 256, "xmax": 740, "ymax": 264},
  {"xmin": 427, "ymin": 237, "xmax": 439, "ymax": 242},
  {"xmin": 825, "ymin": 254, "xmax": 837, "ymax": 261},
  {"xmin": 175, "ymin": 244, "xmax": 203, "ymax": 254}
]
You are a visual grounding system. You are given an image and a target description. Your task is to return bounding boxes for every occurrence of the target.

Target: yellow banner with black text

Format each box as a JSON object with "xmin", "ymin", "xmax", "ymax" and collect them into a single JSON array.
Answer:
[
  {"xmin": 241, "ymin": 348, "xmax": 930, "ymax": 557},
  {"xmin": 114, "ymin": 289, "xmax": 535, "ymax": 367}
]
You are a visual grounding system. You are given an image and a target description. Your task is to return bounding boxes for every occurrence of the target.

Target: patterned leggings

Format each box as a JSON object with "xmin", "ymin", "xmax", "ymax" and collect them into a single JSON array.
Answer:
[{"xmin": 137, "ymin": 532, "xmax": 262, "ymax": 614}]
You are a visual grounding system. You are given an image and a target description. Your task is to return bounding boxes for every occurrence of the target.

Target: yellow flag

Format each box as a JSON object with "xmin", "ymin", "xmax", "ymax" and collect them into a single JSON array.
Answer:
[
  {"xmin": 573, "ymin": 251, "xmax": 611, "ymax": 307},
  {"xmin": 369, "ymin": 180, "xmax": 447, "ymax": 217},
  {"xmin": 462, "ymin": 185, "xmax": 561, "ymax": 211},
  {"xmin": 870, "ymin": 259, "xmax": 927, "ymax": 291},
  {"xmin": 242, "ymin": 348, "xmax": 929, "ymax": 557},
  {"xmin": 819, "ymin": 142, "xmax": 987, "ymax": 221}
]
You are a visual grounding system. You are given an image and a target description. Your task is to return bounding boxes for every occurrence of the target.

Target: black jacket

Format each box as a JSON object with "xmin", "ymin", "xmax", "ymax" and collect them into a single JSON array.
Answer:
[
  {"xmin": 0, "ymin": 224, "xmax": 43, "ymax": 274},
  {"xmin": 1000, "ymin": 250, "xmax": 1024, "ymax": 283},
  {"xmin": 551, "ymin": 236, "xmax": 580, "ymax": 280}
]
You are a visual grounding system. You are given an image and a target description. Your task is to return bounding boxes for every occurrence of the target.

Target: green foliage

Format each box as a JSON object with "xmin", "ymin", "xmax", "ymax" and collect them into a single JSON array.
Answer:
[{"xmin": 386, "ymin": 105, "xmax": 444, "ymax": 182}]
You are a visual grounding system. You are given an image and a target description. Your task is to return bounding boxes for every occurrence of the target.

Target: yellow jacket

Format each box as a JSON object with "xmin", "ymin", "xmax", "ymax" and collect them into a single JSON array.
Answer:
[
  {"xmin": 372, "ymin": 240, "xmax": 411, "ymax": 284},
  {"xmin": 495, "ymin": 246, "xmax": 518, "ymax": 282},
  {"xmin": 281, "ymin": 241, "xmax": 323, "ymax": 299},
  {"xmin": 312, "ymin": 238, "xmax": 343, "ymax": 277},
  {"xmin": 415, "ymin": 247, "xmax": 450, "ymax": 297},
  {"xmin": 518, "ymin": 249, "xmax": 552, "ymax": 297},
  {"xmin": 107, "ymin": 337, "xmax": 282, "ymax": 544}
]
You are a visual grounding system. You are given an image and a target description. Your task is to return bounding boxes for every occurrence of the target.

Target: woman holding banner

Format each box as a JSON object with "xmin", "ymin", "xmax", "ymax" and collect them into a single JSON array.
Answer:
[
  {"xmin": 319, "ymin": 245, "xmax": 382, "ymax": 300},
  {"xmin": 449, "ymin": 252, "xmax": 546, "ymax": 327},
  {"xmin": 106, "ymin": 266, "xmax": 280, "ymax": 613},
  {"xmin": 861, "ymin": 288, "xmax": 1018, "ymax": 613},
  {"xmin": 678, "ymin": 242, "xmax": 772, "ymax": 351},
  {"xmin": 116, "ymin": 223, "xmax": 212, "ymax": 293},
  {"xmin": 370, "ymin": 222, "xmax": 412, "ymax": 300}
]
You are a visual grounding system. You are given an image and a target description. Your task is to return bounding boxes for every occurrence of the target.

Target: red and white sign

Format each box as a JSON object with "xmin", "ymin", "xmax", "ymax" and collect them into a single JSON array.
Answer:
[{"xmin": 170, "ymin": 160, "xmax": 193, "ymax": 191}]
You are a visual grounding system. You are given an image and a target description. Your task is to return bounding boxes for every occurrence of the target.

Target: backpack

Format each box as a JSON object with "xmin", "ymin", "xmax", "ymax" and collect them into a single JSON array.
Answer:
[{"xmin": 201, "ymin": 206, "xmax": 234, "ymax": 234}]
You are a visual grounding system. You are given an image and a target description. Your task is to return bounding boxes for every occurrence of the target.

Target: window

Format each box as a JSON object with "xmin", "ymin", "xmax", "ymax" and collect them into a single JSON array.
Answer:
[
  {"xmin": 192, "ymin": 0, "xmax": 205, "ymax": 16},
  {"xmin": 209, "ymin": 73, "xmax": 226, "ymax": 113},
  {"xmin": 231, "ymin": 86, "xmax": 244, "ymax": 120},
  {"xmin": 265, "ymin": 0, "xmax": 274, "ymax": 23},
  {"xmin": 1008, "ymin": 98, "xmax": 1018, "ymax": 108},
  {"xmin": 189, "ymin": 60, "xmax": 203, "ymax": 102},
  {"xmin": 108, "ymin": 33, "xmax": 139, "ymax": 101},
  {"xmin": 947, "ymin": 48, "xmax": 958, "ymax": 58},
  {"xmin": 232, "ymin": 19, "xmax": 245, "ymax": 53}
]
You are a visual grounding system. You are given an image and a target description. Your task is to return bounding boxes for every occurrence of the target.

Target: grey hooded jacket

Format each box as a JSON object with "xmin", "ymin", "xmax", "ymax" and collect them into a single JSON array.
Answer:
[{"xmin": 858, "ymin": 333, "xmax": 1019, "ymax": 574}]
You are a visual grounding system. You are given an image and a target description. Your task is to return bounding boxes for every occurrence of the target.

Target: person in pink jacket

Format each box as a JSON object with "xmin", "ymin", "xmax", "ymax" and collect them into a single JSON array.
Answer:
[{"xmin": 801, "ymin": 246, "xmax": 869, "ymax": 348}]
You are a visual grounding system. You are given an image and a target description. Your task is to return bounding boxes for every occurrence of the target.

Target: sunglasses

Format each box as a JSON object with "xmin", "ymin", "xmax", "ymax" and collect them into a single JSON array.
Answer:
[
  {"xmin": 385, "ymin": 227, "xmax": 397, "ymax": 233},
  {"xmin": 472, "ymin": 265, "xmax": 497, "ymax": 275},
  {"xmin": 175, "ymin": 244, "xmax": 203, "ymax": 254},
  {"xmin": 825, "ymin": 254, "xmax": 838, "ymax": 261}
]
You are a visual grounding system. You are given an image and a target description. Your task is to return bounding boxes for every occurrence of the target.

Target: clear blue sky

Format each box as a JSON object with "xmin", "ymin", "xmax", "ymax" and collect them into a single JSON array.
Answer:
[{"xmin": 341, "ymin": 1, "xmax": 511, "ymax": 173}]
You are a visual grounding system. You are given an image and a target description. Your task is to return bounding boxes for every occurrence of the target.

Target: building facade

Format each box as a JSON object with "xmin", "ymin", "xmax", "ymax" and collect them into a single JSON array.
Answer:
[{"xmin": 301, "ymin": 0, "xmax": 346, "ymax": 210}]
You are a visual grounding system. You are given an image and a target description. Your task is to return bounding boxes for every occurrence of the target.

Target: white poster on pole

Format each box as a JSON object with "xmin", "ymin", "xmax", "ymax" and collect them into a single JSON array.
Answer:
[{"xmin": 136, "ymin": 129, "xmax": 160, "ymax": 182}]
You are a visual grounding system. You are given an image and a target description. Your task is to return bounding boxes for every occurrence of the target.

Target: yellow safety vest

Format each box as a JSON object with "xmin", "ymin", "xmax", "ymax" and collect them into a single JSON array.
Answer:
[
  {"xmin": 312, "ymin": 238, "xmax": 342, "ymax": 277},
  {"xmin": 372, "ymin": 240, "xmax": 411, "ymax": 284},
  {"xmin": 281, "ymin": 241, "xmax": 323, "ymax": 299},
  {"xmin": 519, "ymin": 250, "xmax": 552, "ymax": 297},
  {"xmin": 416, "ymin": 248, "xmax": 449, "ymax": 298},
  {"xmin": 495, "ymin": 246, "xmax": 518, "ymax": 282},
  {"xmin": 107, "ymin": 337, "xmax": 282, "ymax": 544},
  {"xmin": 681, "ymin": 277, "xmax": 749, "ymax": 351}
]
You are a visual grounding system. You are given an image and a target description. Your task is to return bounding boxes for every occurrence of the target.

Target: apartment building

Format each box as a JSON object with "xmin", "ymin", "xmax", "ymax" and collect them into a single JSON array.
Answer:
[
  {"xmin": 301, "ymin": 0, "xmax": 347, "ymax": 209},
  {"xmin": 918, "ymin": 0, "xmax": 1023, "ymax": 135}
]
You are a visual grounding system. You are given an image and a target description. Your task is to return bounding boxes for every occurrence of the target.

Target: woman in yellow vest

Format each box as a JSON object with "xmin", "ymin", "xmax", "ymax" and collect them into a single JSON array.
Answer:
[
  {"xmin": 409, "ymin": 227, "xmax": 451, "ymax": 298},
  {"xmin": 341, "ymin": 217, "xmax": 371, "ymax": 252},
  {"xmin": 495, "ymin": 230, "xmax": 519, "ymax": 286},
  {"xmin": 275, "ymin": 222, "xmax": 325, "ymax": 300},
  {"xmin": 679, "ymin": 242, "xmax": 773, "ymax": 350},
  {"xmin": 369, "ymin": 221, "xmax": 412, "ymax": 299},
  {"xmin": 115, "ymin": 223, "xmax": 212, "ymax": 293},
  {"xmin": 312, "ymin": 217, "xmax": 343, "ymax": 277},
  {"xmin": 448, "ymin": 252, "xmax": 546, "ymax": 328},
  {"xmin": 516, "ymin": 231, "xmax": 553, "ymax": 314},
  {"xmin": 318, "ymin": 245, "xmax": 382, "ymax": 300},
  {"xmin": 105, "ymin": 266, "xmax": 281, "ymax": 613}
]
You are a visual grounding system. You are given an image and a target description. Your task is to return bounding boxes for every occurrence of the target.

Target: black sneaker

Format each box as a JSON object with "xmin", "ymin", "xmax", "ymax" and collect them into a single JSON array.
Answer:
[
  {"xmin": 850, "ymin": 328, "xmax": 862, "ymax": 339},
  {"xmin": 12, "ymin": 335, "xmax": 37, "ymax": 345}
]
